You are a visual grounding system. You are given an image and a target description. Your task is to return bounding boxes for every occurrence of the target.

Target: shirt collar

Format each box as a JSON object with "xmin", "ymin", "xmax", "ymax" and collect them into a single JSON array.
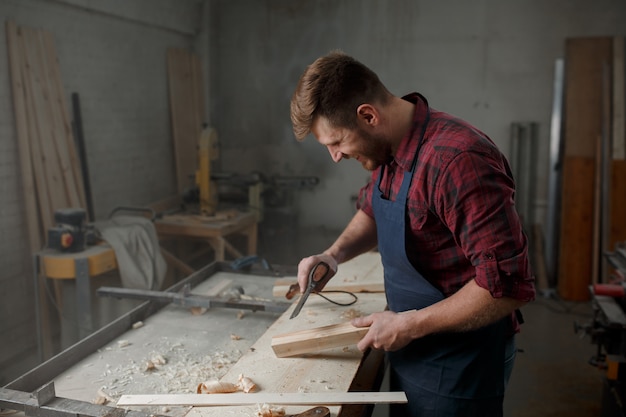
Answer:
[{"xmin": 392, "ymin": 93, "xmax": 429, "ymax": 172}]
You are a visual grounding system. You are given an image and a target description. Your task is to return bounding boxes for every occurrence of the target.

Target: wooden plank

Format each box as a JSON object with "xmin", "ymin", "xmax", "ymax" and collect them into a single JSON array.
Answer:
[
  {"xmin": 558, "ymin": 156, "xmax": 595, "ymax": 301},
  {"xmin": 117, "ymin": 392, "xmax": 407, "ymax": 407},
  {"xmin": 6, "ymin": 21, "xmax": 42, "ymax": 252},
  {"xmin": 563, "ymin": 37, "xmax": 613, "ymax": 157},
  {"xmin": 7, "ymin": 22, "xmax": 52, "ymax": 358},
  {"xmin": 613, "ymin": 36, "xmax": 625, "ymax": 160},
  {"xmin": 167, "ymin": 48, "xmax": 203, "ymax": 195},
  {"xmin": 272, "ymin": 251, "xmax": 384, "ymax": 297},
  {"xmin": 271, "ymin": 321, "xmax": 369, "ymax": 358},
  {"xmin": 20, "ymin": 27, "xmax": 55, "ymax": 231},
  {"xmin": 558, "ymin": 37, "xmax": 613, "ymax": 300},
  {"xmin": 41, "ymin": 30, "xmax": 85, "ymax": 210}
]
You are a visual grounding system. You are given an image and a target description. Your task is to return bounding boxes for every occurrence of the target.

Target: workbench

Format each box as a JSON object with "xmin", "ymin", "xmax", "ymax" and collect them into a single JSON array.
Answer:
[
  {"xmin": 154, "ymin": 210, "xmax": 258, "ymax": 273},
  {"xmin": 7, "ymin": 253, "xmax": 390, "ymax": 417}
]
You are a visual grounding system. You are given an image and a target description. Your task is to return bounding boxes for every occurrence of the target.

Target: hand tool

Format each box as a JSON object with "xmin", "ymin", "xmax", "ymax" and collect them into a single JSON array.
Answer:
[
  {"xmin": 289, "ymin": 262, "xmax": 331, "ymax": 319},
  {"xmin": 287, "ymin": 406, "xmax": 330, "ymax": 417}
]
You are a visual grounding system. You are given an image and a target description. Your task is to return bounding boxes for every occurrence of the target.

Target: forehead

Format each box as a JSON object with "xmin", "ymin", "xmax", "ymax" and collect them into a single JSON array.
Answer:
[{"xmin": 311, "ymin": 116, "xmax": 346, "ymax": 145}]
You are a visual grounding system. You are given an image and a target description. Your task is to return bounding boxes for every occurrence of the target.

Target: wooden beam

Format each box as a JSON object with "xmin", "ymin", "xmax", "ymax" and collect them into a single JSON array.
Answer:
[
  {"xmin": 116, "ymin": 392, "xmax": 407, "ymax": 407},
  {"xmin": 271, "ymin": 322, "xmax": 369, "ymax": 358}
]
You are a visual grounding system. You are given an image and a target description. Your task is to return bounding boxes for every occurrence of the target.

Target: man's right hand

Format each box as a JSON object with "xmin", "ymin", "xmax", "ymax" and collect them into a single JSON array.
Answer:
[{"xmin": 297, "ymin": 254, "xmax": 338, "ymax": 293}]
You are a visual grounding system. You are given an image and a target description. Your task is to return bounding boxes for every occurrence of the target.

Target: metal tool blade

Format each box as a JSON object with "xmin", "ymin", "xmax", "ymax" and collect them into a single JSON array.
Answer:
[
  {"xmin": 289, "ymin": 262, "xmax": 329, "ymax": 319},
  {"xmin": 289, "ymin": 283, "xmax": 314, "ymax": 319}
]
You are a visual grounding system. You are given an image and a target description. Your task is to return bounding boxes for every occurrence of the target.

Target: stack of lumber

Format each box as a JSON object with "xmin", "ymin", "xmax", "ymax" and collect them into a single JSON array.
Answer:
[
  {"xmin": 6, "ymin": 21, "xmax": 87, "ymax": 253},
  {"xmin": 558, "ymin": 37, "xmax": 626, "ymax": 301}
]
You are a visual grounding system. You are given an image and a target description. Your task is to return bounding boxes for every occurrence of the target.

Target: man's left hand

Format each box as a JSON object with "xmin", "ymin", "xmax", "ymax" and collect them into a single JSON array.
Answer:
[{"xmin": 352, "ymin": 311, "xmax": 415, "ymax": 352}]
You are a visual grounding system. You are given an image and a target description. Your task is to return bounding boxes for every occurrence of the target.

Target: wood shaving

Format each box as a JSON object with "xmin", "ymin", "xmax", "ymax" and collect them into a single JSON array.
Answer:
[
  {"xmin": 132, "ymin": 321, "xmax": 144, "ymax": 329},
  {"xmin": 237, "ymin": 310, "xmax": 245, "ymax": 319},
  {"xmin": 196, "ymin": 380, "xmax": 238, "ymax": 394},
  {"xmin": 256, "ymin": 403, "xmax": 285, "ymax": 417},
  {"xmin": 144, "ymin": 354, "xmax": 167, "ymax": 372},
  {"xmin": 93, "ymin": 389, "xmax": 115, "ymax": 404},
  {"xmin": 230, "ymin": 334, "xmax": 241, "ymax": 340},
  {"xmin": 235, "ymin": 374, "xmax": 258, "ymax": 393},
  {"xmin": 190, "ymin": 307, "xmax": 208, "ymax": 316},
  {"xmin": 117, "ymin": 340, "xmax": 131, "ymax": 348}
]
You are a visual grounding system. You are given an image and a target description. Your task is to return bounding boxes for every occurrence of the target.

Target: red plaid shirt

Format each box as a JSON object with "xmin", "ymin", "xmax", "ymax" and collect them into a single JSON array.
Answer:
[{"xmin": 358, "ymin": 93, "xmax": 535, "ymax": 330}]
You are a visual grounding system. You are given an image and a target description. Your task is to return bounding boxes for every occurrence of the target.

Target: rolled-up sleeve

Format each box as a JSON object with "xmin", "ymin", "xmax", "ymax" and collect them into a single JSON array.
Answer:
[{"xmin": 437, "ymin": 149, "xmax": 535, "ymax": 302}]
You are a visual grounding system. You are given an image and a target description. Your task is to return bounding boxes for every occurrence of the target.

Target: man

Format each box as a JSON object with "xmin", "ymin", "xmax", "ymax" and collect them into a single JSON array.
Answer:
[{"xmin": 290, "ymin": 51, "xmax": 535, "ymax": 416}]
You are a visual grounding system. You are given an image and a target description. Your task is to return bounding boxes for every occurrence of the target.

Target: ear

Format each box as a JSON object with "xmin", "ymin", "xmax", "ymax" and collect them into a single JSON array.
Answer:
[{"xmin": 356, "ymin": 104, "xmax": 379, "ymax": 127}]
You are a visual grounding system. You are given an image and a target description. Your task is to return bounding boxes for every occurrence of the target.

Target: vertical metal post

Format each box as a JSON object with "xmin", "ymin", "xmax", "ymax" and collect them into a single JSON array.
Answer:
[
  {"xmin": 545, "ymin": 59, "xmax": 565, "ymax": 287},
  {"xmin": 510, "ymin": 122, "xmax": 539, "ymax": 228},
  {"xmin": 74, "ymin": 258, "xmax": 93, "ymax": 339},
  {"xmin": 32, "ymin": 253, "xmax": 43, "ymax": 363}
]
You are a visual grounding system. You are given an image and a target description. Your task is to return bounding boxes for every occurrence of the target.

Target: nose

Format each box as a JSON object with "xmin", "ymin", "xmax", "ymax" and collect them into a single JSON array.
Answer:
[{"xmin": 327, "ymin": 145, "xmax": 343, "ymax": 163}]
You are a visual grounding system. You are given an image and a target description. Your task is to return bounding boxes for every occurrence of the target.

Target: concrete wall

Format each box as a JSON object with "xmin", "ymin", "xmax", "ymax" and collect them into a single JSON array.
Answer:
[
  {"xmin": 210, "ymin": 0, "xmax": 626, "ymax": 231},
  {"xmin": 0, "ymin": 0, "xmax": 201, "ymax": 383}
]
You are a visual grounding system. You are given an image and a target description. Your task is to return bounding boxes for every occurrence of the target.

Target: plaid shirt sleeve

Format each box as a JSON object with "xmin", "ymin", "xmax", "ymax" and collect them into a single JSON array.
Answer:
[{"xmin": 435, "ymin": 147, "xmax": 535, "ymax": 301}]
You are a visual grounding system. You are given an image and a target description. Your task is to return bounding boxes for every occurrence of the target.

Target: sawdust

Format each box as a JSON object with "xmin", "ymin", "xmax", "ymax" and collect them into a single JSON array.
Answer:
[
  {"xmin": 95, "ymin": 337, "xmax": 242, "ymax": 401},
  {"xmin": 340, "ymin": 308, "xmax": 363, "ymax": 319},
  {"xmin": 256, "ymin": 403, "xmax": 285, "ymax": 417}
]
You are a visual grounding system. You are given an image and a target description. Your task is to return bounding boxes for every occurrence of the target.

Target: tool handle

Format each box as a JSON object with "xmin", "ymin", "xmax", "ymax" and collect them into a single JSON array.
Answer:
[{"xmin": 310, "ymin": 261, "xmax": 331, "ymax": 292}]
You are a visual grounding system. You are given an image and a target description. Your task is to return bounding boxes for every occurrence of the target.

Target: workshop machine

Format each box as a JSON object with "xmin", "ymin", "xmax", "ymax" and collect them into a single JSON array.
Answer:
[
  {"xmin": 182, "ymin": 126, "xmax": 319, "ymax": 222},
  {"xmin": 47, "ymin": 208, "xmax": 89, "ymax": 252},
  {"xmin": 580, "ymin": 242, "xmax": 626, "ymax": 416}
]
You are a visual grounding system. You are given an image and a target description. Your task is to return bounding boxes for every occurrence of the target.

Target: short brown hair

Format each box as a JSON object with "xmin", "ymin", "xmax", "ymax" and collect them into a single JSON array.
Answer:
[{"xmin": 290, "ymin": 51, "xmax": 391, "ymax": 140}]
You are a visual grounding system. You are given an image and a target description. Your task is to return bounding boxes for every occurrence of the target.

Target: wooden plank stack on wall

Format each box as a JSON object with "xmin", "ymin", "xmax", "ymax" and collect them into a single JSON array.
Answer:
[
  {"xmin": 6, "ymin": 21, "xmax": 88, "ymax": 357},
  {"xmin": 166, "ymin": 48, "xmax": 205, "ymax": 196},
  {"xmin": 6, "ymin": 21, "xmax": 87, "ymax": 250},
  {"xmin": 558, "ymin": 37, "xmax": 626, "ymax": 301}
]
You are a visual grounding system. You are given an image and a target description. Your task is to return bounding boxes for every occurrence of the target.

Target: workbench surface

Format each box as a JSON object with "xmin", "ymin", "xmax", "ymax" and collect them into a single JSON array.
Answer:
[
  {"xmin": 53, "ymin": 272, "xmax": 284, "ymax": 417},
  {"xmin": 12, "ymin": 253, "xmax": 387, "ymax": 417}
]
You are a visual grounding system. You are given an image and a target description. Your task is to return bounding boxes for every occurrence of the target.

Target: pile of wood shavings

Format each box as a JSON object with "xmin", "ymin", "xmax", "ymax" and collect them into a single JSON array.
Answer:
[{"xmin": 95, "ymin": 338, "xmax": 242, "ymax": 400}]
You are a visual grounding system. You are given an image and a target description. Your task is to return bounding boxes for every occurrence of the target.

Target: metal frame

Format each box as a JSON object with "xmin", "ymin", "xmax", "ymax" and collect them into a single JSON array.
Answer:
[{"xmin": 8, "ymin": 261, "xmax": 292, "ymax": 393}]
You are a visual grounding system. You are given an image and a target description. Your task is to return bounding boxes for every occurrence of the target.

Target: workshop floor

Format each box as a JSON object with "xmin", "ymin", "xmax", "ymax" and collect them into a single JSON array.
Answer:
[{"xmin": 4, "ymin": 223, "xmax": 606, "ymax": 417}]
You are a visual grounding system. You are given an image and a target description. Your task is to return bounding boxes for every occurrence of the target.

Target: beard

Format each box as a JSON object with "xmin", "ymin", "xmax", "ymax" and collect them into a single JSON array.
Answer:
[{"xmin": 354, "ymin": 128, "xmax": 392, "ymax": 171}]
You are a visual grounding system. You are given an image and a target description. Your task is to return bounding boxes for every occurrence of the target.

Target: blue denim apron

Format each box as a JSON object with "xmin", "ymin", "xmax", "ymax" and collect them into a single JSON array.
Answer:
[{"xmin": 372, "ymin": 104, "xmax": 506, "ymax": 417}]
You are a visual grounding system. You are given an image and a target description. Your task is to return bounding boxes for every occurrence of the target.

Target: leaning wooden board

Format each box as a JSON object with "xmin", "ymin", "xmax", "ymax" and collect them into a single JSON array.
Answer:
[
  {"xmin": 272, "ymin": 251, "xmax": 384, "ymax": 297},
  {"xmin": 183, "ymin": 254, "xmax": 388, "ymax": 417}
]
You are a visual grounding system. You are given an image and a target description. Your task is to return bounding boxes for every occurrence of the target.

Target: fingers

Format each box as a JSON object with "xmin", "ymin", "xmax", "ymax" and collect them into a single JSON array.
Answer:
[
  {"xmin": 351, "ymin": 315, "xmax": 373, "ymax": 328},
  {"xmin": 296, "ymin": 254, "xmax": 338, "ymax": 293},
  {"xmin": 354, "ymin": 311, "xmax": 413, "ymax": 352}
]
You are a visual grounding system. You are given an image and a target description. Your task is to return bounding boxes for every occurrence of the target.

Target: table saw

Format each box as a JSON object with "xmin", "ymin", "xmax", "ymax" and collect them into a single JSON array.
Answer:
[{"xmin": 2, "ymin": 253, "xmax": 394, "ymax": 417}]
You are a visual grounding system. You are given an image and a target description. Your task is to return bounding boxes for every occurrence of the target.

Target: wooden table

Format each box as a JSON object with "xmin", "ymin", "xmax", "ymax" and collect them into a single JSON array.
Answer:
[{"xmin": 154, "ymin": 210, "xmax": 258, "ymax": 272}]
